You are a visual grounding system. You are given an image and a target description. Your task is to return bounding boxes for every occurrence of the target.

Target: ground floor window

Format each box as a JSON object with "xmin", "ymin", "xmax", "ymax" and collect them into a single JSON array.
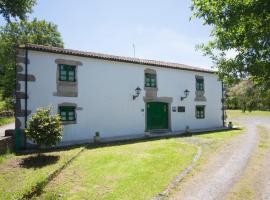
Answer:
[
  {"xmin": 59, "ymin": 106, "xmax": 76, "ymax": 121},
  {"xmin": 196, "ymin": 106, "xmax": 205, "ymax": 119}
]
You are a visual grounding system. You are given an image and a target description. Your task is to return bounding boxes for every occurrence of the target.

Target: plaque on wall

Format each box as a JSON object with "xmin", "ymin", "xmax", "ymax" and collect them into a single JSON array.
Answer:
[
  {"xmin": 178, "ymin": 106, "xmax": 185, "ymax": 112},
  {"xmin": 172, "ymin": 107, "xmax": 177, "ymax": 112}
]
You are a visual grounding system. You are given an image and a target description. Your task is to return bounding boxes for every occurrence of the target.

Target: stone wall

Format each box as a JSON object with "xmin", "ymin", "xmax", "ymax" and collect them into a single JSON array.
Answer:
[{"xmin": 0, "ymin": 136, "xmax": 13, "ymax": 154}]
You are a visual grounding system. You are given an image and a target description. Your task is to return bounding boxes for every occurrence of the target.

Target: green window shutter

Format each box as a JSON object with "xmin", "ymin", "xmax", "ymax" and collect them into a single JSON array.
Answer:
[
  {"xmin": 59, "ymin": 106, "xmax": 76, "ymax": 121},
  {"xmin": 145, "ymin": 73, "xmax": 157, "ymax": 88},
  {"xmin": 59, "ymin": 64, "xmax": 76, "ymax": 82},
  {"xmin": 196, "ymin": 78, "xmax": 204, "ymax": 91},
  {"xmin": 196, "ymin": 106, "xmax": 205, "ymax": 119}
]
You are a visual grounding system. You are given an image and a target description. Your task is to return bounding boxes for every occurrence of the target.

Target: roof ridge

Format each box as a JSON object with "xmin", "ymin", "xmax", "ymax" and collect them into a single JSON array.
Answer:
[{"xmin": 19, "ymin": 44, "xmax": 215, "ymax": 74}]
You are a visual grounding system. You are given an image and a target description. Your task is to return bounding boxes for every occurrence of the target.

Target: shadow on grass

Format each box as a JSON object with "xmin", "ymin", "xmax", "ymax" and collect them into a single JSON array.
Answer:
[
  {"xmin": 20, "ymin": 155, "xmax": 60, "ymax": 169},
  {"xmin": 84, "ymin": 128, "xmax": 243, "ymax": 151}
]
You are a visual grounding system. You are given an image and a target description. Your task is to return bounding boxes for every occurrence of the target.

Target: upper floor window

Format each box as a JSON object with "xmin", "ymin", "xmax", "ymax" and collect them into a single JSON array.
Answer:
[
  {"xmin": 59, "ymin": 64, "xmax": 76, "ymax": 82},
  {"xmin": 196, "ymin": 105, "xmax": 205, "ymax": 119},
  {"xmin": 59, "ymin": 106, "xmax": 76, "ymax": 121},
  {"xmin": 196, "ymin": 77, "xmax": 204, "ymax": 91},
  {"xmin": 145, "ymin": 73, "xmax": 157, "ymax": 88}
]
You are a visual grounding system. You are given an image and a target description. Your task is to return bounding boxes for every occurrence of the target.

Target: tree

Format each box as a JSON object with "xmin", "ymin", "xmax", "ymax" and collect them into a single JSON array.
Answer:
[
  {"xmin": 0, "ymin": 0, "xmax": 36, "ymax": 22},
  {"xmin": 25, "ymin": 106, "xmax": 63, "ymax": 150},
  {"xmin": 225, "ymin": 80, "xmax": 270, "ymax": 111},
  {"xmin": 191, "ymin": 0, "xmax": 270, "ymax": 86},
  {"xmin": 0, "ymin": 18, "xmax": 64, "ymax": 101}
]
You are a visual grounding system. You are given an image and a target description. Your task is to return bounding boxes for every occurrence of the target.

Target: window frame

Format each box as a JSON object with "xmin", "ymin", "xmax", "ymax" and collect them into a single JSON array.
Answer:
[
  {"xmin": 196, "ymin": 105, "xmax": 205, "ymax": 119},
  {"xmin": 196, "ymin": 78, "xmax": 204, "ymax": 91},
  {"xmin": 59, "ymin": 106, "xmax": 76, "ymax": 121},
  {"xmin": 145, "ymin": 73, "xmax": 157, "ymax": 88},
  {"xmin": 59, "ymin": 64, "xmax": 76, "ymax": 82}
]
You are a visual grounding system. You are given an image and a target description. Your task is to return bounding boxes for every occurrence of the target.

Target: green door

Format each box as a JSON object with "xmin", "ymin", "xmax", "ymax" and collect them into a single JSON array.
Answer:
[{"xmin": 147, "ymin": 102, "xmax": 169, "ymax": 130}]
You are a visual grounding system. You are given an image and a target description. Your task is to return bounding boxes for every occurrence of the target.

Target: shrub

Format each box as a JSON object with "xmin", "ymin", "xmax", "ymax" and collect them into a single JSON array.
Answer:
[{"xmin": 25, "ymin": 106, "xmax": 63, "ymax": 149}]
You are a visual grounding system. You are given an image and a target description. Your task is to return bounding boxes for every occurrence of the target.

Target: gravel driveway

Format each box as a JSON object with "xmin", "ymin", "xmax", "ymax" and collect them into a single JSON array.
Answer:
[{"xmin": 170, "ymin": 117, "xmax": 270, "ymax": 200}]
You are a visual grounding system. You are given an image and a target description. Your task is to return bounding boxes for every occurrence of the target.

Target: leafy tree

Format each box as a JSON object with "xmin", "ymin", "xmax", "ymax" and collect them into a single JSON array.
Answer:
[
  {"xmin": 226, "ymin": 80, "xmax": 270, "ymax": 111},
  {"xmin": 0, "ymin": 18, "xmax": 64, "ymax": 101},
  {"xmin": 191, "ymin": 0, "xmax": 270, "ymax": 86},
  {"xmin": 0, "ymin": 0, "xmax": 36, "ymax": 22},
  {"xmin": 25, "ymin": 106, "xmax": 63, "ymax": 150}
]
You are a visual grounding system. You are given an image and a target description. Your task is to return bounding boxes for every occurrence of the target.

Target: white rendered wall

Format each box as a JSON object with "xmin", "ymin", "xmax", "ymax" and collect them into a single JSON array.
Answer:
[{"xmin": 26, "ymin": 50, "xmax": 223, "ymax": 143}]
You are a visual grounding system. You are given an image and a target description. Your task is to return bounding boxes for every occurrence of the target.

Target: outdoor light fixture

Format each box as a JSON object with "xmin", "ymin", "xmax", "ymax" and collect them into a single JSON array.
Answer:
[
  {"xmin": 133, "ymin": 86, "xmax": 141, "ymax": 100},
  {"xmin": 180, "ymin": 89, "xmax": 190, "ymax": 101}
]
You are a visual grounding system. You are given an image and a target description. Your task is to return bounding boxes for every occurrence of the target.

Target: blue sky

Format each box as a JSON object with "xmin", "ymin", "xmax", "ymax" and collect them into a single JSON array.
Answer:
[{"xmin": 1, "ymin": 0, "xmax": 214, "ymax": 69}]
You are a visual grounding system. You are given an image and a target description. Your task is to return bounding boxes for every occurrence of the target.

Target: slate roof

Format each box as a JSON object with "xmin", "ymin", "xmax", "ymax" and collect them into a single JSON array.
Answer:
[{"xmin": 19, "ymin": 44, "xmax": 215, "ymax": 74}]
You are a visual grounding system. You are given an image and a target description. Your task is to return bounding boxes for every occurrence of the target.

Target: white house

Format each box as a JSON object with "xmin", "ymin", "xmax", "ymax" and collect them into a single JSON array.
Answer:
[{"xmin": 15, "ymin": 44, "xmax": 225, "ymax": 147}]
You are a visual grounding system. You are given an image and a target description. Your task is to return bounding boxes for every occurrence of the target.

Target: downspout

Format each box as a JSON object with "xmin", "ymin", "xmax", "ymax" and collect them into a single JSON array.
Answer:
[
  {"xmin": 24, "ymin": 48, "xmax": 28, "ymax": 128},
  {"xmin": 221, "ymin": 81, "xmax": 225, "ymax": 127}
]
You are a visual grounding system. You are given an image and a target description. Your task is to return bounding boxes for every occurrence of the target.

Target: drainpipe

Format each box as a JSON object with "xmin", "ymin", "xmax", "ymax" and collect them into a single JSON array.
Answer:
[
  {"xmin": 23, "ymin": 47, "xmax": 28, "ymax": 149},
  {"xmin": 24, "ymin": 48, "xmax": 28, "ymax": 129},
  {"xmin": 221, "ymin": 81, "xmax": 225, "ymax": 127}
]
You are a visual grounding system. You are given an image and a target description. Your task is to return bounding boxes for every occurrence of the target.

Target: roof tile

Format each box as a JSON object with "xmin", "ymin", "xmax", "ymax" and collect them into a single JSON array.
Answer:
[{"xmin": 19, "ymin": 44, "xmax": 215, "ymax": 74}]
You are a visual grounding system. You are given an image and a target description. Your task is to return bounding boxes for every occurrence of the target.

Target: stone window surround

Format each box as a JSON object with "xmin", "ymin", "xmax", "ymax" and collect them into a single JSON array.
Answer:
[
  {"xmin": 144, "ymin": 68, "xmax": 158, "ymax": 99},
  {"xmin": 195, "ymin": 75, "xmax": 207, "ymax": 102},
  {"xmin": 54, "ymin": 59, "xmax": 83, "ymax": 97},
  {"xmin": 58, "ymin": 102, "xmax": 83, "ymax": 125}
]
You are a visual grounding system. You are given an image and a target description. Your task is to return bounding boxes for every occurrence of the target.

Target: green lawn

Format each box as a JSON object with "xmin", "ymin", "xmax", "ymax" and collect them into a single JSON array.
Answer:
[
  {"xmin": 0, "ymin": 147, "xmax": 83, "ymax": 200},
  {"xmin": 227, "ymin": 110, "xmax": 270, "ymax": 119},
  {"xmin": 0, "ymin": 117, "xmax": 14, "ymax": 126},
  {"xmin": 0, "ymin": 128, "xmax": 245, "ymax": 200},
  {"xmin": 0, "ymin": 152, "xmax": 15, "ymax": 164},
  {"xmin": 38, "ymin": 139, "xmax": 197, "ymax": 200}
]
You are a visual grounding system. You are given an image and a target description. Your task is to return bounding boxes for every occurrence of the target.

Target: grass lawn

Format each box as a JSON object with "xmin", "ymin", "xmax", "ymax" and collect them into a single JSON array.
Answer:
[
  {"xmin": 0, "ymin": 152, "xmax": 15, "ymax": 164},
  {"xmin": 226, "ymin": 110, "xmax": 270, "ymax": 119},
  {"xmin": 0, "ymin": 128, "xmax": 245, "ymax": 200},
  {"xmin": 0, "ymin": 117, "xmax": 14, "ymax": 126},
  {"xmin": 0, "ymin": 147, "xmax": 83, "ymax": 200},
  {"xmin": 38, "ymin": 139, "xmax": 197, "ymax": 200}
]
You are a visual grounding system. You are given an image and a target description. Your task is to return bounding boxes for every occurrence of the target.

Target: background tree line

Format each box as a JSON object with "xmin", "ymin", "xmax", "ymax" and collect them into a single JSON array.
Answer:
[
  {"xmin": 0, "ymin": 0, "xmax": 64, "ymax": 111},
  {"xmin": 225, "ymin": 80, "xmax": 270, "ymax": 112}
]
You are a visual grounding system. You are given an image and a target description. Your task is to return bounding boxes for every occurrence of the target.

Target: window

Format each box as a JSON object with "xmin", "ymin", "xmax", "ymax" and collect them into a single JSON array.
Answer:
[
  {"xmin": 59, "ymin": 64, "xmax": 76, "ymax": 82},
  {"xmin": 196, "ymin": 78, "xmax": 204, "ymax": 91},
  {"xmin": 145, "ymin": 73, "xmax": 157, "ymax": 88},
  {"xmin": 196, "ymin": 106, "xmax": 205, "ymax": 119},
  {"xmin": 59, "ymin": 106, "xmax": 76, "ymax": 121}
]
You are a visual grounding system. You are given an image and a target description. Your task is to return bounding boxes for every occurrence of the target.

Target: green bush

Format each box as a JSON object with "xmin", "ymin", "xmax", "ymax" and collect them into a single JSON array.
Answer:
[{"xmin": 25, "ymin": 106, "xmax": 63, "ymax": 148}]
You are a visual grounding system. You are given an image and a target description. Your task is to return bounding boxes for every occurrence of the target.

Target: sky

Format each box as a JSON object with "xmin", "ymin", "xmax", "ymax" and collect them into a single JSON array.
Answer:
[{"xmin": 1, "ymin": 0, "xmax": 214, "ymax": 69}]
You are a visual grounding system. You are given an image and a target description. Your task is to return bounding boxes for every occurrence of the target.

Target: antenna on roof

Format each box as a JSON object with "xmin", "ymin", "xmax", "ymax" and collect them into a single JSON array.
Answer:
[{"xmin": 132, "ymin": 43, "xmax": 136, "ymax": 57}]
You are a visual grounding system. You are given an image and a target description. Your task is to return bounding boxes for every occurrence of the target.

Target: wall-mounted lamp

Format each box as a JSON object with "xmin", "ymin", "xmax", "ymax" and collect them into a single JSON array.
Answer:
[
  {"xmin": 180, "ymin": 89, "xmax": 190, "ymax": 101},
  {"xmin": 133, "ymin": 86, "xmax": 141, "ymax": 100}
]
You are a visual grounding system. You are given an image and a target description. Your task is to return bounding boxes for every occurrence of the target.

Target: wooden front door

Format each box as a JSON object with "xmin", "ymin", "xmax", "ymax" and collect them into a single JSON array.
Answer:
[{"xmin": 146, "ymin": 102, "xmax": 169, "ymax": 130}]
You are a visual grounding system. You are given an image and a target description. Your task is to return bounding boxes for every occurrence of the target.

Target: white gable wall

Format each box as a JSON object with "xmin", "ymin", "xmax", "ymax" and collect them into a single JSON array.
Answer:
[{"xmin": 25, "ymin": 50, "xmax": 223, "ymax": 143}]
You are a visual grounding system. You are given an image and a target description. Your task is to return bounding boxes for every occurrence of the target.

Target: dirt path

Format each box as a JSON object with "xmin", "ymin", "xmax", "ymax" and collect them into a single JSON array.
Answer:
[
  {"xmin": 170, "ymin": 117, "xmax": 270, "ymax": 200},
  {"xmin": 226, "ymin": 122, "xmax": 270, "ymax": 200}
]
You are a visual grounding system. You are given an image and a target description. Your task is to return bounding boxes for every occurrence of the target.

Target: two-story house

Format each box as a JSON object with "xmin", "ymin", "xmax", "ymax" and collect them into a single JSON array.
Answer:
[{"xmin": 15, "ymin": 44, "xmax": 225, "ymax": 147}]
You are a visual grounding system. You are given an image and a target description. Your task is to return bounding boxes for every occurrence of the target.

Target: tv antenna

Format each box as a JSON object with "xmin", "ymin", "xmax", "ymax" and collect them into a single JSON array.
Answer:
[{"xmin": 132, "ymin": 43, "xmax": 136, "ymax": 57}]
